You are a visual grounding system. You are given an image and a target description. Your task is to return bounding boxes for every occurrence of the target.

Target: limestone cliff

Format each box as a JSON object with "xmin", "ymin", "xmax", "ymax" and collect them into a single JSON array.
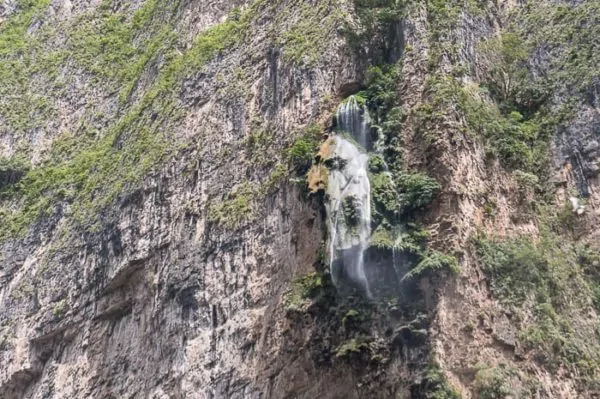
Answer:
[{"xmin": 0, "ymin": 0, "xmax": 598, "ymax": 398}]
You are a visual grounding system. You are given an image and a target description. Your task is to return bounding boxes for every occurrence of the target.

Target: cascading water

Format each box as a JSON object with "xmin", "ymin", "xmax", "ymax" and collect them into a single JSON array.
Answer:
[
  {"xmin": 336, "ymin": 96, "xmax": 373, "ymax": 151},
  {"xmin": 326, "ymin": 96, "xmax": 374, "ymax": 295},
  {"xmin": 326, "ymin": 138, "xmax": 372, "ymax": 295}
]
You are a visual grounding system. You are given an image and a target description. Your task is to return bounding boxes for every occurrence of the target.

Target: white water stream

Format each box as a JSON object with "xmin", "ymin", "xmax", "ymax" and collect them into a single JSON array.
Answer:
[{"xmin": 326, "ymin": 96, "xmax": 374, "ymax": 295}]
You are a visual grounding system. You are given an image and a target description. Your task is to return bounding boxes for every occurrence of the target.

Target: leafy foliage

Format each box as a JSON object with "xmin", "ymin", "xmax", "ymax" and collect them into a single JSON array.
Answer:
[
  {"xmin": 363, "ymin": 65, "xmax": 400, "ymax": 119},
  {"xmin": 288, "ymin": 124, "xmax": 322, "ymax": 175},
  {"xmin": 475, "ymin": 234, "xmax": 600, "ymax": 383},
  {"xmin": 397, "ymin": 172, "xmax": 441, "ymax": 213},
  {"xmin": 335, "ymin": 337, "xmax": 370, "ymax": 358},
  {"xmin": 473, "ymin": 365, "xmax": 518, "ymax": 399},
  {"xmin": 478, "ymin": 33, "xmax": 530, "ymax": 107},
  {"xmin": 370, "ymin": 170, "xmax": 399, "ymax": 225},
  {"xmin": 208, "ymin": 183, "xmax": 256, "ymax": 229},
  {"xmin": 413, "ymin": 363, "xmax": 461, "ymax": 399},
  {"xmin": 284, "ymin": 272, "xmax": 325, "ymax": 312},
  {"xmin": 402, "ymin": 249, "xmax": 459, "ymax": 281}
]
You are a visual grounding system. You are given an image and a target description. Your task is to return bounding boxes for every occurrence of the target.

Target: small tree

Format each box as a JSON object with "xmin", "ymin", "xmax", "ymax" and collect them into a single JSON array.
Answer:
[{"xmin": 479, "ymin": 33, "xmax": 529, "ymax": 106}]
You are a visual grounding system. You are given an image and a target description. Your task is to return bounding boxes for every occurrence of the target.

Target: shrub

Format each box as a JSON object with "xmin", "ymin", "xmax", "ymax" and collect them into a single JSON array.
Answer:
[
  {"xmin": 288, "ymin": 137, "xmax": 317, "ymax": 175},
  {"xmin": 364, "ymin": 64, "xmax": 399, "ymax": 118},
  {"xmin": 335, "ymin": 337, "xmax": 370, "ymax": 358},
  {"xmin": 397, "ymin": 172, "xmax": 441, "ymax": 213},
  {"xmin": 478, "ymin": 32, "xmax": 529, "ymax": 106},
  {"xmin": 475, "ymin": 237, "xmax": 550, "ymax": 306},
  {"xmin": 208, "ymin": 183, "xmax": 255, "ymax": 229},
  {"xmin": 288, "ymin": 124, "xmax": 321, "ymax": 175},
  {"xmin": 370, "ymin": 171, "xmax": 399, "ymax": 225},
  {"xmin": 402, "ymin": 250, "xmax": 459, "ymax": 281},
  {"xmin": 284, "ymin": 272, "xmax": 325, "ymax": 312},
  {"xmin": 368, "ymin": 154, "xmax": 387, "ymax": 173},
  {"xmin": 474, "ymin": 366, "xmax": 516, "ymax": 399},
  {"xmin": 413, "ymin": 364, "xmax": 461, "ymax": 399}
]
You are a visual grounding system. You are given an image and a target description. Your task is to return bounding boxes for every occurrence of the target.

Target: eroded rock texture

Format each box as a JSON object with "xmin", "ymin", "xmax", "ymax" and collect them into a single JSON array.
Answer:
[{"xmin": 1, "ymin": 0, "xmax": 599, "ymax": 398}]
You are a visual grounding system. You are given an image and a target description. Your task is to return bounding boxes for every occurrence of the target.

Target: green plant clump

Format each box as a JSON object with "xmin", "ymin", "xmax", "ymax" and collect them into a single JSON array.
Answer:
[
  {"xmin": 278, "ymin": 3, "xmax": 344, "ymax": 67},
  {"xmin": 414, "ymin": 363, "xmax": 461, "ymax": 399},
  {"xmin": 402, "ymin": 249, "xmax": 459, "ymax": 281},
  {"xmin": 288, "ymin": 123, "xmax": 322, "ymax": 175},
  {"xmin": 284, "ymin": 272, "xmax": 325, "ymax": 312},
  {"xmin": 473, "ymin": 365, "xmax": 517, "ymax": 399},
  {"xmin": 475, "ymin": 234, "xmax": 600, "ymax": 383},
  {"xmin": 208, "ymin": 183, "xmax": 256, "ymax": 229},
  {"xmin": 335, "ymin": 337, "xmax": 370, "ymax": 358},
  {"xmin": 397, "ymin": 172, "xmax": 442, "ymax": 213}
]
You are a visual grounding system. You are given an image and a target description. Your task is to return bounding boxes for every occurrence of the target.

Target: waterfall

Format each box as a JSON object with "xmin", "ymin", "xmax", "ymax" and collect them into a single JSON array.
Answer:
[
  {"xmin": 336, "ymin": 96, "xmax": 372, "ymax": 151},
  {"xmin": 326, "ymin": 95, "xmax": 374, "ymax": 295}
]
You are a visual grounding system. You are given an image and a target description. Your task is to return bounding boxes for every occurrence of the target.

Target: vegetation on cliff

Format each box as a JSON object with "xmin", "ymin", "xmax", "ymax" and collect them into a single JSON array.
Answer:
[{"xmin": 1, "ymin": 0, "xmax": 598, "ymax": 396}]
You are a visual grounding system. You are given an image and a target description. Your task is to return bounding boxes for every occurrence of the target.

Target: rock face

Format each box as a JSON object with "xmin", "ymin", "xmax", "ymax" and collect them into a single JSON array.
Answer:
[{"xmin": 0, "ymin": 0, "xmax": 599, "ymax": 398}]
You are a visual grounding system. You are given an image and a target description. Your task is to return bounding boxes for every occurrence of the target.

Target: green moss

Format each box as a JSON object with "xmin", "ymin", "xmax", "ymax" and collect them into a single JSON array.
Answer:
[
  {"xmin": 369, "ymin": 226, "xmax": 401, "ymax": 251},
  {"xmin": 341, "ymin": 308, "xmax": 364, "ymax": 329},
  {"xmin": 67, "ymin": 0, "xmax": 179, "ymax": 102},
  {"xmin": 51, "ymin": 299, "xmax": 68, "ymax": 318},
  {"xmin": 284, "ymin": 272, "xmax": 325, "ymax": 312},
  {"xmin": 370, "ymin": 224, "xmax": 426, "ymax": 255},
  {"xmin": 278, "ymin": 3, "xmax": 345, "ymax": 67},
  {"xmin": 0, "ymin": 0, "xmax": 51, "ymax": 55},
  {"xmin": 0, "ymin": 0, "xmax": 63, "ymax": 132},
  {"xmin": 244, "ymin": 126, "xmax": 275, "ymax": 165},
  {"xmin": 208, "ymin": 182, "xmax": 256, "ymax": 229},
  {"xmin": 261, "ymin": 164, "xmax": 288, "ymax": 196},
  {"xmin": 0, "ymin": 1, "xmax": 267, "ymax": 240}
]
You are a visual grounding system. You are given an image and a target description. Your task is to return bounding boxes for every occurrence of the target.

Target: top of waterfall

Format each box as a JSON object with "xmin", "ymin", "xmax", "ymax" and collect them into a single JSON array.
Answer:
[
  {"xmin": 335, "ymin": 95, "xmax": 373, "ymax": 151},
  {"xmin": 341, "ymin": 94, "xmax": 367, "ymax": 106}
]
